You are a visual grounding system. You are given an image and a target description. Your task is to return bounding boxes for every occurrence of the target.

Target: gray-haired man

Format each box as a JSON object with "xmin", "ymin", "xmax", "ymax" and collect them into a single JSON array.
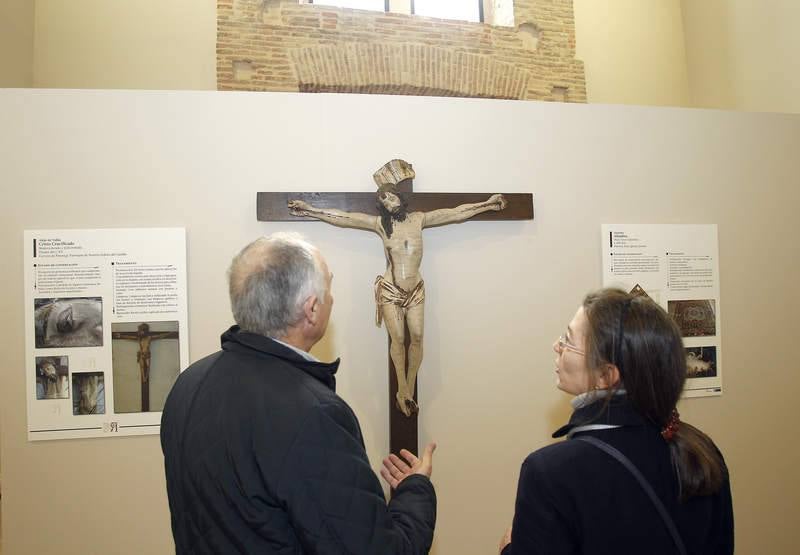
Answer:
[{"xmin": 161, "ymin": 233, "xmax": 437, "ymax": 554}]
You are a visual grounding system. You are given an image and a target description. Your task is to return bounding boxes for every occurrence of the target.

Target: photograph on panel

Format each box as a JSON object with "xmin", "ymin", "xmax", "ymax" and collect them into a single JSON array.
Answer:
[
  {"xmin": 685, "ymin": 346, "xmax": 717, "ymax": 379},
  {"xmin": 667, "ymin": 299, "xmax": 716, "ymax": 337},
  {"xmin": 72, "ymin": 372, "xmax": 105, "ymax": 415},
  {"xmin": 112, "ymin": 321, "xmax": 180, "ymax": 413},
  {"xmin": 34, "ymin": 297, "xmax": 104, "ymax": 348},
  {"xmin": 35, "ymin": 356, "xmax": 70, "ymax": 400}
]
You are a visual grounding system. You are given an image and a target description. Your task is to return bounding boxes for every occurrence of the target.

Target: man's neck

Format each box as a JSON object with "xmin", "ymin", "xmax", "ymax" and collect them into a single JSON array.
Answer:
[
  {"xmin": 272, "ymin": 336, "xmax": 319, "ymax": 362},
  {"xmin": 276, "ymin": 328, "xmax": 315, "ymax": 355}
]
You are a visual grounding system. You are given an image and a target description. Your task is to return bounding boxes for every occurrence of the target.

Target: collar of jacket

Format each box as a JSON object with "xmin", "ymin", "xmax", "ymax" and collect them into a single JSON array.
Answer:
[
  {"xmin": 552, "ymin": 393, "xmax": 648, "ymax": 438},
  {"xmin": 220, "ymin": 325, "xmax": 341, "ymax": 391}
]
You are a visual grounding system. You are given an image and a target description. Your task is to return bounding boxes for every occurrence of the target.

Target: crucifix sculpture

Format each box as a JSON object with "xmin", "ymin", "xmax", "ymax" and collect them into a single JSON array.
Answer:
[
  {"xmin": 112, "ymin": 323, "xmax": 178, "ymax": 412},
  {"xmin": 257, "ymin": 159, "xmax": 533, "ymax": 454}
]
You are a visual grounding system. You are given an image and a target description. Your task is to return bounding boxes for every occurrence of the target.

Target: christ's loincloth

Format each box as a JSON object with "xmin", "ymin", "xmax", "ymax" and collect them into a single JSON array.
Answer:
[{"xmin": 374, "ymin": 276, "xmax": 425, "ymax": 327}]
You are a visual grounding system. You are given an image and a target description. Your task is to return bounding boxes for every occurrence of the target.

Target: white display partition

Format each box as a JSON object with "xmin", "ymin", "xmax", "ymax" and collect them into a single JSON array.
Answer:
[{"xmin": 0, "ymin": 89, "xmax": 798, "ymax": 555}]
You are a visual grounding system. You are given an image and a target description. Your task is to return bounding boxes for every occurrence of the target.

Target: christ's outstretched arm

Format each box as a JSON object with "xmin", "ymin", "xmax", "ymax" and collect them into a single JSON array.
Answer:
[
  {"xmin": 422, "ymin": 194, "xmax": 507, "ymax": 228},
  {"xmin": 148, "ymin": 331, "xmax": 179, "ymax": 340},
  {"xmin": 288, "ymin": 200, "xmax": 378, "ymax": 232}
]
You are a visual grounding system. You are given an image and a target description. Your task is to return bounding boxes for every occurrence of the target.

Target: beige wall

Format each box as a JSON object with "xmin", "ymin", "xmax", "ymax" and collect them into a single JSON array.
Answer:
[
  {"xmin": 1, "ymin": 89, "xmax": 799, "ymax": 554},
  {"xmin": 0, "ymin": 0, "xmax": 35, "ymax": 87},
  {"xmin": 573, "ymin": 0, "xmax": 690, "ymax": 107},
  {"xmin": 26, "ymin": 0, "xmax": 691, "ymax": 107},
  {"xmin": 10, "ymin": 0, "xmax": 800, "ymax": 111},
  {"xmin": 32, "ymin": 0, "xmax": 217, "ymax": 90},
  {"xmin": 682, "ymin": 0, "xmax": 800, "ymax": 113},
  {"xmin": 0, "ymin": 0, "xmax": 33, "ymax": 535}
]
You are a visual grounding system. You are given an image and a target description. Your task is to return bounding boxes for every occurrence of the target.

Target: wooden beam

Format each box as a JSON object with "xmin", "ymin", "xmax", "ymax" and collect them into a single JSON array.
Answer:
[
  {"xmin": 390, "ymin": 325, "xmax": 417, "ymax": 456},
  {"xmin": 257, "ymin": 192, "xmax": 534, "ymax": 222}
]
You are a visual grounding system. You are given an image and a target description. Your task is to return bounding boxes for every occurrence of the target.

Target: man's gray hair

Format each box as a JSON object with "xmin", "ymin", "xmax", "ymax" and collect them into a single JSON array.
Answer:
[{"xmin": 228, "ymin": 233, "xmax": 327, "ymax": 338}]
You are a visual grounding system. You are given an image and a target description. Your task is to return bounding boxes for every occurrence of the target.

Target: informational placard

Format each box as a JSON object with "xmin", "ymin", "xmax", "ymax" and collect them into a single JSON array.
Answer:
[
  {"xmin": 24, "ymin": 228, "xmax": 189, "ymax": 440},
  {"xmin": 601, "ymin": 224, "xmax": 722, "ymax": 398}
]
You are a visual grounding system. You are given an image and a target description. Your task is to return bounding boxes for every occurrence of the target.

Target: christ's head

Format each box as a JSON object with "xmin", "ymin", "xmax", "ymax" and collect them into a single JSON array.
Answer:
[
  {"xmin": 378, "ymin": 190, "xmax": 404, "ymax": 214},
  {"xmin": 376, "ymin": 189, "xmax": 408, "ymax": 238}
]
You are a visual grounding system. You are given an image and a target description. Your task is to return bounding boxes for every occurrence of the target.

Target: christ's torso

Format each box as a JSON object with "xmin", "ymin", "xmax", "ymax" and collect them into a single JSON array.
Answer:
[{"xmin": 379, "ymin": 212, "xmax": 424, "ymax": 291}]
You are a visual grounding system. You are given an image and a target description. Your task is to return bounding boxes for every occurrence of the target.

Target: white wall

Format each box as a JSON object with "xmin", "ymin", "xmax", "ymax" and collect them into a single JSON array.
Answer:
[
  {"xmin": 1, "ymin": 90, "xmax": 799, "ymax": 554},
  {"xmin": 682, "ymin": 0, "xmax": 800, "ymax": 113}
]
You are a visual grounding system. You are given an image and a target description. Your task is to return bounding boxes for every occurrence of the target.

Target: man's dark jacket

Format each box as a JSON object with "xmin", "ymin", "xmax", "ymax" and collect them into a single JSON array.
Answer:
[
  {"xmin": 161, "ymin": 326, "xmax": 436, "ymax": 554},
  {"xmin": 502, "ymin": 395, "xmax": 733, "ymax": 555}
]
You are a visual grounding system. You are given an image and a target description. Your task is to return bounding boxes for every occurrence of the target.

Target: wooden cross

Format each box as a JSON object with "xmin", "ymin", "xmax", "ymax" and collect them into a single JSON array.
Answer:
[
  {"xmin": 257, "ymin": 161, "xmax": 533, "ymax": 456},
  {"xmin": 112, "ymin": 323, "xmax": 178, "ymax": 412}
]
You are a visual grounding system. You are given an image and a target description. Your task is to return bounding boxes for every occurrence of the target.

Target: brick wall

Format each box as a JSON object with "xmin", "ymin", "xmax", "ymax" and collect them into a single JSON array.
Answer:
[{"xmin": 217, "ymin": 0, "xmax": 586, "ymax": 102}]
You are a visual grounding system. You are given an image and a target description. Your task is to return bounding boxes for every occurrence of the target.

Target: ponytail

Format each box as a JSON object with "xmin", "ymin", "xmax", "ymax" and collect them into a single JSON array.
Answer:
[{"xmin": 670, "ymin": 422, "xmax": 727, "ymax": 500}]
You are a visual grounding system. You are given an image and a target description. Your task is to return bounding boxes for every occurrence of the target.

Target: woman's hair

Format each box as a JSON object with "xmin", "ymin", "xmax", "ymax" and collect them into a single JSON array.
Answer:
[{"xmin": 582, "ymin": 288, "xmax": 726, "ymax": 500}]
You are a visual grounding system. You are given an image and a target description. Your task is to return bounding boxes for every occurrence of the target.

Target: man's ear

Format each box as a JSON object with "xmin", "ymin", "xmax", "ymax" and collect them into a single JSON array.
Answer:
[
  {"xmin": 597, "ymin": 364, "xmax": 621, "ymax": 390},
  {"xmin": 302, "ymin": 295, "xmax": 319, "ymax": 325}
]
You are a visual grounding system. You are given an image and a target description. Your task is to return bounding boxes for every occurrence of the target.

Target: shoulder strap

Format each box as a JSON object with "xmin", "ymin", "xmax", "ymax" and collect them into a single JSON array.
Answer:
[{"xmin": 574, "ymin": 435, "xmax": 688, "ymax": 555}]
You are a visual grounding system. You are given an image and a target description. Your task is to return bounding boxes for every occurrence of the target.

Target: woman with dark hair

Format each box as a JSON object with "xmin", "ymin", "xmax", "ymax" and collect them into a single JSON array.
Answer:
[{"xmin": 499, "ymin": 288, "xmax": 733, "ymax": 554}]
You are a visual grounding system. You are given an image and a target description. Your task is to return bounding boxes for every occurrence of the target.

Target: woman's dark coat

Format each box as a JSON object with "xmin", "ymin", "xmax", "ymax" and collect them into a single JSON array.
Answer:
[{"xmin": 503, "ymin": 396, "xmax": 733, "ymax": 554}]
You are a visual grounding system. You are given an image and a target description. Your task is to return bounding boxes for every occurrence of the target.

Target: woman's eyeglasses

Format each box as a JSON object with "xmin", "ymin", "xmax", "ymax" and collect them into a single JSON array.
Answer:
[{"xmin": 557, "ymin": 335, "xmax": 585, "ymax": 356}]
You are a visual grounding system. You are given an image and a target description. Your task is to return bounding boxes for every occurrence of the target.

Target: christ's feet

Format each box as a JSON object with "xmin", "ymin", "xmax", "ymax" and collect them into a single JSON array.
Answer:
[
  {"xmin": 395, "ymin": 391, "xmax": 419, "ymax": 417},
  {"xmin": 396, "ymin": 391, "xmax": 411, "ymax": 416}
]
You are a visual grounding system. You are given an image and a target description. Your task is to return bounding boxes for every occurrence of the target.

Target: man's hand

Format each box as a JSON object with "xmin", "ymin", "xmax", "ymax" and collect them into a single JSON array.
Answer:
[
  {"xmin": 380, "ymin": 442, "xmax": 436, "ymax": 489},
  {"xmin": 489, "ymin": 193, "xmax": 507, "ymax": 211},
  {"xmin": 288, "ymin": 199, "xmax": 312, "ymax": 216},
  {"xmin": 499, "ymin": 525, "xmax": 512, "ymax": 553}
]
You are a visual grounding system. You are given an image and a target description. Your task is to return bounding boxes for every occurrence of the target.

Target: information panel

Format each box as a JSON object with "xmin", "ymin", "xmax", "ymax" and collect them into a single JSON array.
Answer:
[
  {"xmin": 601, "ymin": 224, "xmax": 722, "ymax": 398},
  {"xmin": 24, "ymin": 228, "xmax": 189, "ymax": 440}
]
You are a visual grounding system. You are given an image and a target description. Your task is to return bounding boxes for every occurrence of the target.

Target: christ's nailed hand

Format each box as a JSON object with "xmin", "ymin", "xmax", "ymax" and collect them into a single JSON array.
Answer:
[
  {"xmin": 489, "ymin": 193, "xmax": 507, "ymax": 210},
  {"xmin": 288, "ymin": 200, "xmax": 311, "ymax": 216}
]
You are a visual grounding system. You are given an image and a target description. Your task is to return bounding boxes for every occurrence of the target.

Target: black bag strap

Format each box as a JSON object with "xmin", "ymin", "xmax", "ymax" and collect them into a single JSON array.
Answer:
[{"xmin": 574, "ymin": 435, "xmax": 688, "ymax": 555}]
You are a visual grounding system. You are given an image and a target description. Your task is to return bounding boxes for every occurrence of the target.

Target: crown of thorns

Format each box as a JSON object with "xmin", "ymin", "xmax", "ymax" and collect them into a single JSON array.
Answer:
[{"xmin": 373, "ymin": 159, "xmax": 415, "ymax": 191}]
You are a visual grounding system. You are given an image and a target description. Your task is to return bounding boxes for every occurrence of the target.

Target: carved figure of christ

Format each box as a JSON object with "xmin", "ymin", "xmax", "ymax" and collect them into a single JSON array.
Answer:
[
  {"xmin": 259, "ymin": 158, "xmax": 533, "ymax": 454},
  {"xmin": 289, "ymin": 183, "xmax": 506, "ymax": 417}
]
